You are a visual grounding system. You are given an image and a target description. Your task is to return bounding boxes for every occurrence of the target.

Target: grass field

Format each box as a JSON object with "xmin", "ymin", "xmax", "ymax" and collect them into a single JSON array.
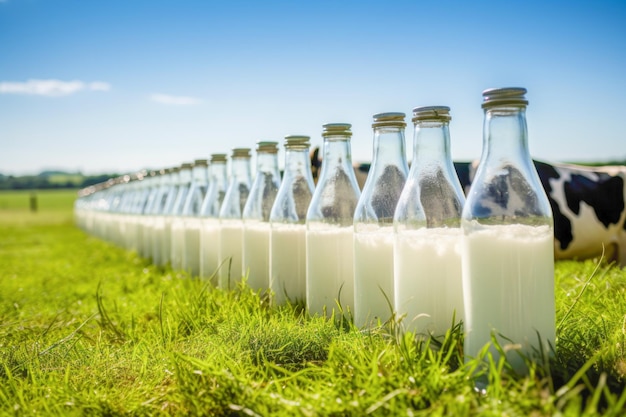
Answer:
[{"xmin": 1, "ymin": 190, "xmax": 625, "ymax": 416}]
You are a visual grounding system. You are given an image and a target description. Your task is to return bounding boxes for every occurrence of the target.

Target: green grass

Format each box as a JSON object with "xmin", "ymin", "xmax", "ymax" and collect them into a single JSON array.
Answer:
[{"xmin": 1, "ymin": 190, "xmax": 626, "ymax": 415}]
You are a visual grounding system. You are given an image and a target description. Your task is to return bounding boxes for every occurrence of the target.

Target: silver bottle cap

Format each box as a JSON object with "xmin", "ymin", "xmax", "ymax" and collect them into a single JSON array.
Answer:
[
  {"xmin": 412, "ymin": 106, "xmax": 451, "ymax": 122},
  {"xmin": 482, "ymin": 87, "xmax": 528, "ymax": 109},
  {"xmin": 322, "ymin": 123, "xmax": 352, "ymax": 137},
  {"xmin": 372, "ymin": 112, "xmax": 406, "ymax": 128}
]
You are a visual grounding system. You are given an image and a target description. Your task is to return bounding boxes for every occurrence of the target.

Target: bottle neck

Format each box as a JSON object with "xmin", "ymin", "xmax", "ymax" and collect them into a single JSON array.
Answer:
[
  {"xmin": 413, "ymin": 121, "xmax": 453, "ymax": 166},
  {"xmin": 178, "ymin": 169, "xmax": 192, "ymax": 185},
  {"xmin": 191, "ymin": 165, "xmax": 208, "ymax": 185},
  {"xmin": 319, "ymin": 136, "xmax": 354, "ymax": 176},
  {"xmin": 481, "ymin": 106, "xmax": 530, "ymax": 165},
  {"xmin": 210, "ymin": 162, "xmax": 227, "ymax": 185},
  {"xmin": 230, "ymin": 157, "xmax": 251, "ymax": 185},
  {"xmin": 284, "ymin": 147, "xmax": 313, "ymax": 180},
  {"xmin": 371, "ymin": 126, "xmax": 407, "ymax": 170},
  {"xmin": 255, "ymin": 152, "xmax": 280, "ymax": 177}
]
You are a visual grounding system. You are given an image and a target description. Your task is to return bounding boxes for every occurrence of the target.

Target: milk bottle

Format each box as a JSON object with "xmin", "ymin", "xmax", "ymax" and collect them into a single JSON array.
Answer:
[
  {"xmin": 353, "ymin": 113, "xmax": 408, "ymax": 328},
  {"xmin": 242, "ymin": 142, "xmax": 281, "ymax": 292},
  {"xmin": 218, "ymin": 148, "xmax": 252, "ymax": 289},
  {"xmin": 462, "ymin": 88, "xmax": 555, "ymax": 375},
  {"xmin": 199, "ymin": 154, "xmax": 228, "ymax": 282},
  {"xmin": 169, "ymin": 162, "xmax": 193, "ymax": 271},
  {"xmin": 181, "ymin": 159, "xmax": 209, "ymax": 276},
  {"xmin": 393, "ymin": 106, "xmax": 466, "ymax": 338},
  {"xmin": 269, "ymin": 136, "xmax": 315, "ymax": 305},
  {"xmin": 152, "ymin": 167, "xmax": 178, "ymax": 266},
  {"xmin": 306, "ymin": 123, "xmax": 360, "ymax": 317}
]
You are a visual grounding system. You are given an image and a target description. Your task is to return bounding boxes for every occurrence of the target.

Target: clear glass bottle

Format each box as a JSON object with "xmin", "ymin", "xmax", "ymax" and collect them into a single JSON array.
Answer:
[
  {"xmin": 394, "ymin": 106, "xmax": 465, "ymax": 338},
  {"xmin": 461, "ymin": 88, "xmax": 554, "ymax": 375},
  {"xmin": 142, "ymin": 169, "xmax": 166, "ymax": 262},
  {"xmin": 270, "ymin": 136, "xmax": 315, "ymax": 305},
  {"xmin": 140, "ymin": 169, "xmax": 163, "ymax": 260},
  {"xmin": 242, "ymin": 141, "xmax": 281, "ymax": 292},
  {"xmin": 353, "ymin": 113, "xmax": 409, "ymax": 328},
  {"xmin": 199, "ymin": 153, "xmax": 228, "ymax": 281},
  {"xmin": 306, "ymin": 123, "xmax": 361, "ymax": 317},
  {"xmin": 170, "ymin": 162, "xmax": 194, "ymax": 270},
  {"xmin": 151, "ymin": 167, "xmax": 177, "ymax": 266},
  {"xmin": 181, "ymin": 159, "xmax": 210, "ymax": 276},
  {"xmin": 218, "ymin": 148, "xmax": 252, "ymax": 289}
]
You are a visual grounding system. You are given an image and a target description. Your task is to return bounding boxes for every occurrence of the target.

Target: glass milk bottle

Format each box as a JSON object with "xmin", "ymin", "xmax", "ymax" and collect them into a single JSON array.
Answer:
[
  {"xmin": 394, "ymin": 106, "xmax": 465, "ymax": 338},
  {"xmin": 152, "ymin": 167, "xmax": 178, "ymax": 266},
  {"xmin": 140, "ymin": 169, "xmax": 163, "ymax": 260},
  {"xmin": 199, "ymin": 153, "xmax": 228, "ymax": 282},
  {"xmin": 269, "ymin": 136, "xmax": 315, "ymax": 305},
  {"xmin": 170, "ymin": 162, "xmax": 193, "ymax": 270},
  {"xmin": 218, "ymin": 148, "xmax": 252, "ymax": 289},
  {"xmin": 353, "ymin": 113, "xmax": 409, "ymax": 328},
  {"xmin": 242, "ymin": 142, "xmax": 281, "ymax": 291},
  {"xmin": 462, "ymin": 88, "xmax": 554, "ymax": 375},
  {"xmin": 181, "ymin": 159, "xmax": 210, "ymax": 276},
  {"xmin": 306, "ymin": 123, "xmax": 361, "ymax": 317}
]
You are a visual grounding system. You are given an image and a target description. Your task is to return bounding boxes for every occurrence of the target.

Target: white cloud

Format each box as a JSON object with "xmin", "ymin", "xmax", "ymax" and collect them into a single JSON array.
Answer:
[
  {"xmin": 0, "ymin": 79, "xmax": 111, "ymax": 96},
  {"xmin": 88, "ymin": 81, "xmax": 111, "ymax": 92},
  {"xmin": 150, "ymin": 93, "xmax": 202, "ymax": 106}
]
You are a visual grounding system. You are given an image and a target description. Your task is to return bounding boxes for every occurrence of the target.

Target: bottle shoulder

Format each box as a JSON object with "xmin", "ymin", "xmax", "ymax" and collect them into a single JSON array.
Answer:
[{"xmin": 463, "ymin": 159, "xmax": 552, "ymax": 222}]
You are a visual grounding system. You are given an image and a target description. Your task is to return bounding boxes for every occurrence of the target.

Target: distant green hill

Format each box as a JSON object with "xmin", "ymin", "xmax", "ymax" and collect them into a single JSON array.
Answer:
[{"xmin": 0, "ymin": 171, "xmax": 119, "ymax": 190}]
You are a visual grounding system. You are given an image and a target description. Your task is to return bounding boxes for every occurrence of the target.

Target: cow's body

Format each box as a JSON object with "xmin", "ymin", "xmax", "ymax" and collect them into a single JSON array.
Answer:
[
  {"xmin": 535, "ymin": 161, "xmax": 626, "ymax": 264},
  {"xmin": 311, "ymin": 147, "xmax": 626, "ymax": 265}
]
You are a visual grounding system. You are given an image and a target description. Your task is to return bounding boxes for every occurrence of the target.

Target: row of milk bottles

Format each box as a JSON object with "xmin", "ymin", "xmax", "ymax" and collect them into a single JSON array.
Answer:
[{"xmin": 75, "ymin": 88, "xmax": 555, "ymax": 373}]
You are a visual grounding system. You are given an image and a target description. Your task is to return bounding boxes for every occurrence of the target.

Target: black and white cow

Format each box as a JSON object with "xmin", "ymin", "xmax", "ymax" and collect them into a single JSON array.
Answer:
[{"xmin": 311, "ymin": 147, "xmax": 626, "ymax": 265}]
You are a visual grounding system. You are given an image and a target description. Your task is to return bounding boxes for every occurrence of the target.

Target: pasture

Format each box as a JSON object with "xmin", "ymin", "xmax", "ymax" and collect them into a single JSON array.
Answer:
[{"xmin": 0, "ymin": 190, "xmax": 625, "ymax": 415}]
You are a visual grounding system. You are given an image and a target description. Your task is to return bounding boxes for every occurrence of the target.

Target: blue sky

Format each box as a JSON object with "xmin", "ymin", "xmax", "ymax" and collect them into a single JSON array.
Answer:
[{"xmin": 1, "ymin": 0, "xmax": 625, "ymax": 175}]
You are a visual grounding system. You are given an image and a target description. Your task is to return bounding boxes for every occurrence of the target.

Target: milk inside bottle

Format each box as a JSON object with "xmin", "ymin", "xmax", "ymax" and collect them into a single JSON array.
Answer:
[
  {"xmin": 394, "ymin": 227, "xmax": 463, "ymax": 336},
  {"xmin": 199, "ymin": 218, "xmax": 221, "ymax": 281},
  {"xmin": 219, "ymin": 219, "xmax": 244, "ymax": 288},
  {"xmin": 270, "ymin": 223, "xmax": 308, "ymax": 304}
]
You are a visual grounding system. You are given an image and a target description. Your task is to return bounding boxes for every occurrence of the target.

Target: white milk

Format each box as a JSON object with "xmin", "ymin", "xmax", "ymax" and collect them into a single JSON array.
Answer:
[
  {"xmin": 199, "ymin": 218, "xmax": 220, "ymax": 281},
  {"xmin": 133, "ymin": 215, "xmax": 144, "ymax": 254},
  {"xmin": 243, "ymin": 222, "xmax": 271, "ymax": 292},
  {"xmin": 462, "ymin": 223, "xmax": 555, "ymax": 374},
  {"xmin": 306, "ymin": 226, "xmax": 354, "ymax": 317},
  {"xmin": 140, "ymin": 215, "xmax": 154, "ymax": 259},
  {"xmin": 182, "ymin": 218, "xmax": 201, "ymax": 276},
  {"xmin": 354, "ymin": 228, "xmax": 395, "ymax": 328},
  {"xmin": 270, "ymin": 223, "xmax": 307, "ymax": 305},
  {"xmin": 218, "ymin": 219, "xmax": 244, "ymax": 289},
  {"xmin": 170, "ymin": 217, "xmax": 185, "ymax": 270},
  {"xmin": 151, "ymin": 216, "xmax": 167, "ymax": 266},
  {"xmin": 394, "ymin": 227, "xmax": 463, "ymax": 337}
]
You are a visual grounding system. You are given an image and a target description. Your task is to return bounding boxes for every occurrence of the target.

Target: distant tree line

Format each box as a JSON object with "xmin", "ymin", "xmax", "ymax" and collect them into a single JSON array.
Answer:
[{"xmin": 0, "ymin": 172, "xmax": 117, "ymax": 190}]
